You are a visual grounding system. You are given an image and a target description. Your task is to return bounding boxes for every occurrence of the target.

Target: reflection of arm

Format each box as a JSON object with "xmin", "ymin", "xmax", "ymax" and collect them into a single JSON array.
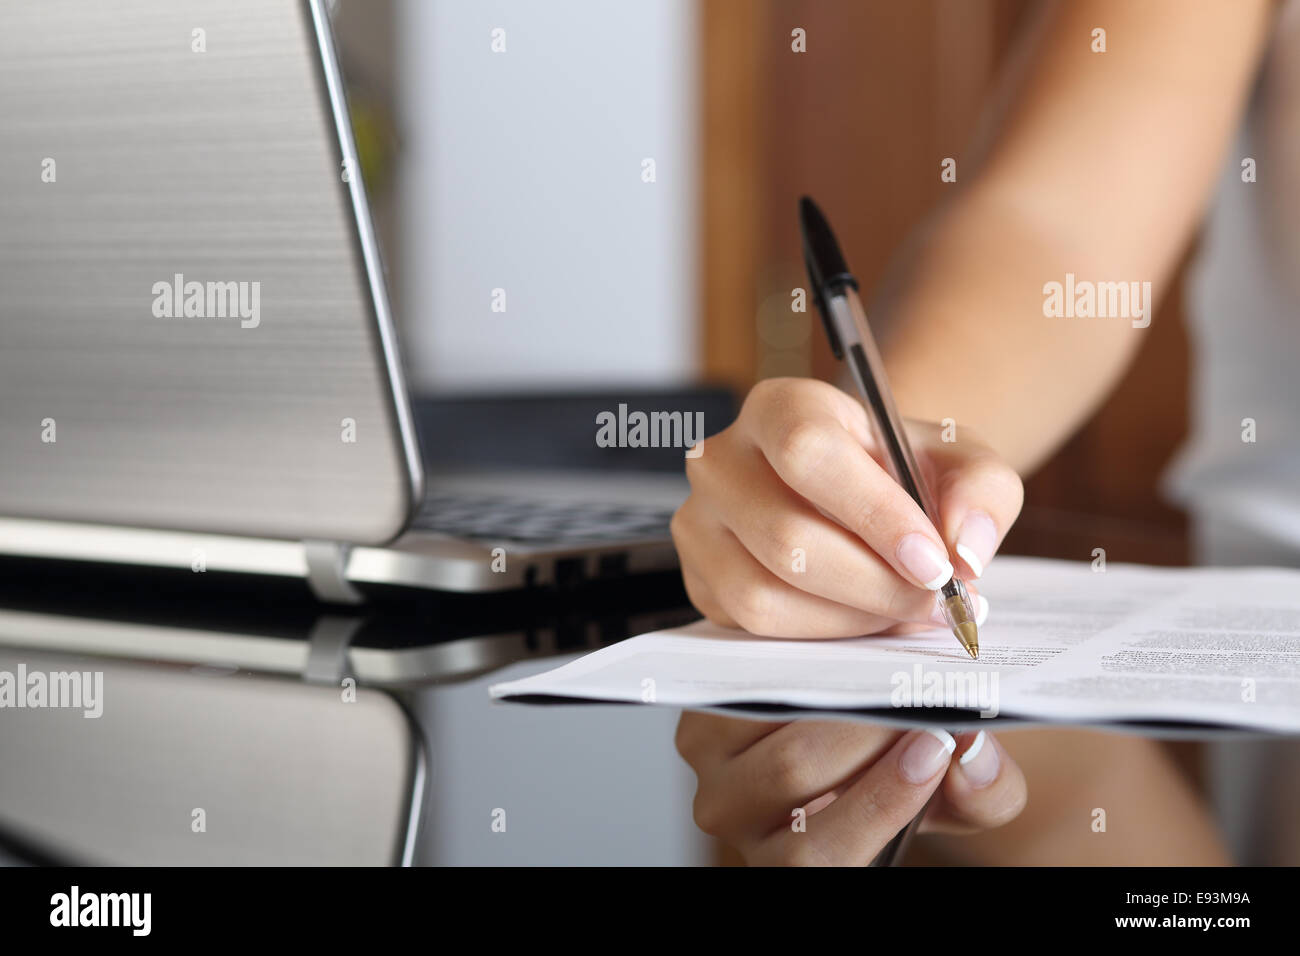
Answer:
[
  {"xmin": 875, "ymin": 0, "xmax": 1273, "ymax": 474},
  {"xmin": 929, "ymin": 729, "xmax": 1232, "ymax": 865}
]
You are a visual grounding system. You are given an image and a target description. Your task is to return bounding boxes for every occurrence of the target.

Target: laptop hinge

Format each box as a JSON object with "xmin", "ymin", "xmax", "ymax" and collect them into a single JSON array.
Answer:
[
  {"xmin": 303, "ymin": 614, "xmax": 365, "ymax": 686},
  {"xmin": 302, "ymin": 539, "xmax": 366, "ymax": 605}
]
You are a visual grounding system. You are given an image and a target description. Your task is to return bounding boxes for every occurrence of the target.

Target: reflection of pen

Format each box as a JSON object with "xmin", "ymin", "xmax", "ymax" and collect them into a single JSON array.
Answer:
[{"xmin": 799, "ymin": 196, "xmax": 978, "ymax": 660}]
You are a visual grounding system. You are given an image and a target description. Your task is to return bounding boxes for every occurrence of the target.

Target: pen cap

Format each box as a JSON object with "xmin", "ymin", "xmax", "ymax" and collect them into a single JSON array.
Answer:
[{"xmin": 799, "ymin": 197, "xmax": 861, "ymax": 360}]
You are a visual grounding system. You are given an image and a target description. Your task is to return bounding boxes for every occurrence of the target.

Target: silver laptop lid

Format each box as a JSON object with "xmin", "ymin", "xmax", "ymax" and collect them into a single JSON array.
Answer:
[{"xmin": 0, "ymin": 0, "xmax": 422, "ymax": 546}]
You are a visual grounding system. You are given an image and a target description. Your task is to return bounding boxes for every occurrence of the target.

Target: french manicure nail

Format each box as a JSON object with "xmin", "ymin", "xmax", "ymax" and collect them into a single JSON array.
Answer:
[
  {"xmin": 900, "ymin": 729, "xmax": 956, "ymax": 783},
  {"xmin": 958, "ymin": 730, "xmax": 1000, "ymax": 788},
  {"xmin": 897, "ymin": 534, "xmax": 953, "ymax": 590},
  {"xmin": 955, "ymin": 512, "xmax": 998, "ymax": 579}
]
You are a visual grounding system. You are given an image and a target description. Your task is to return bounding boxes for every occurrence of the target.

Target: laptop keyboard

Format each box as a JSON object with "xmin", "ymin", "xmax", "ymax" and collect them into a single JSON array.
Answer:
[{"xmin": 411, "ymin": 492, "xmax": 675, "ymax": 544}]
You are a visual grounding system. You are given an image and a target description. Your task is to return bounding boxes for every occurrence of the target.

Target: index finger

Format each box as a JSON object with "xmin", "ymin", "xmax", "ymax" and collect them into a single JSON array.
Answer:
[
  {"xmin": 744, "ymin": 380, "xmax": 954, "ymax": 592},
  {"xmin": 755, "ymin": 728, "xmax": 955, "ymax": 865}
]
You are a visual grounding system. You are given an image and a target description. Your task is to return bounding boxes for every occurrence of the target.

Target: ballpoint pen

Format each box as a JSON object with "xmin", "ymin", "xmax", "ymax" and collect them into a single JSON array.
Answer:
[{"xmin": 799, "ymin": 196, "xmax": 979, "ymax": 660}]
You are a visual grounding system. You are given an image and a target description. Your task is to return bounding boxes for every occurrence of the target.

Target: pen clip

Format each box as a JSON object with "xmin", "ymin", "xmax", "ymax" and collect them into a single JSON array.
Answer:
[{"xmin": 803, "ymin": 250, "xmax": 843, "ymax": 360}]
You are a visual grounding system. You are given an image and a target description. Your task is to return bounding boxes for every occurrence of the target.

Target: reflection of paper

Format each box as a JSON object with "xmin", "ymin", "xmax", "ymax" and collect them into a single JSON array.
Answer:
[{"xmin": 489, "ymin": 557, "xmax": 1300, "ymax": 733}]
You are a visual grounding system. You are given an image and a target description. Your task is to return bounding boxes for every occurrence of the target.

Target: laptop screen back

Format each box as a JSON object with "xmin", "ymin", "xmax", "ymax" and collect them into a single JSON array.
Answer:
[{"xmin": 0, "ymin": 0, "xmax": 421, "ymax": 545}]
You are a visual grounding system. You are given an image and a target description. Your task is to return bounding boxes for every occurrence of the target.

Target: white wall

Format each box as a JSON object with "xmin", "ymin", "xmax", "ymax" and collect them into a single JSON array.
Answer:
[
  {"xmin": 394, "ymin": 1, "xmax": 707, "ymax": 865},
  {"xmin": 397, "ymin": 0, "xmax": 697, "ymax": 392}
]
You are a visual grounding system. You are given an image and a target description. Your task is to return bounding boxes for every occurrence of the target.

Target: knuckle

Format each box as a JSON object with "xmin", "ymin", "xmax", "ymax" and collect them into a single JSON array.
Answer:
[
  {"xmin": 845, "ymin": 486, "xmax": 909, "ymax": 547},
  {"xmin": 857, "ymin": 781, "xmax": 915, "ymax": 836},
  {"xmin": 691, "ymin": 791, "xmax": 728, "ymax": 837},
  {"xmin": 846, "ymin": 492, "xmax": 884, "ymax": 539},
  {"xmin": 680, "ymin": 570, "xmax": 723, "ymax": 625},
  {"xmin": 682, "ymin": 431, "xmax": 735, "ymax": 493},
  {"xmin": 701, "ymin": 605, "xmax": 739, "ymax": 629},
  {"xmin": 725, "ymin": 577, "xmax": 778, "ymax": 635},
  {"xmin": 773, "ymin": 420, "xmax": 832, "ymax": 485},
  {"xmin": 744, "ymin": 377, "xmax": 779, "ymax": 408},
  {"xmin": 762, "ymin": 514, "xmax": 807, "ymax": 573},
  {"xmin": 763, "ymin": 733, "xmax": 821, "ymax": 795},
  {"xmin": 682, "ymin": 444, "xmax": 708, "ymax": 484},
  {"xmin": 668, "ymin": 504, "xmax": 688, "ymax": 545},
  {"xmin": 744, "ymin": 376, "xmax": 799, "ymax": 415}
]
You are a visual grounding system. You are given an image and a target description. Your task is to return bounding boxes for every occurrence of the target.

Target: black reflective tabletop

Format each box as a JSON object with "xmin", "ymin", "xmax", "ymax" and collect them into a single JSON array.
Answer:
[{"xmin": 0, "ymin": 558, "xmax": 706, "ymax": 866}]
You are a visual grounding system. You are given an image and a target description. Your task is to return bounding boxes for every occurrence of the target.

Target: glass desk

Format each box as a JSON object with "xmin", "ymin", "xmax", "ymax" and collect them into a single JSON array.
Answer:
[{"xmin": 0, "ymin": 558, "xmax": 705, "ymax": 866}]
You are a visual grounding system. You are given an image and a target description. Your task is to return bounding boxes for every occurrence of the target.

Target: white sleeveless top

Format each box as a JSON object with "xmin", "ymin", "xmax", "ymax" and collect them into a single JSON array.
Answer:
[{"xmin": 1163, "ymin": 2, "xmax": 1300, "ymax": 551}]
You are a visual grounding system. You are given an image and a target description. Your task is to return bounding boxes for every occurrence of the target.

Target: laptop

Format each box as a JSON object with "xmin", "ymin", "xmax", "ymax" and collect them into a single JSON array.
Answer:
[{"xmin": 0, "ymin": 0, "xmax": 703, "ymax": 602}]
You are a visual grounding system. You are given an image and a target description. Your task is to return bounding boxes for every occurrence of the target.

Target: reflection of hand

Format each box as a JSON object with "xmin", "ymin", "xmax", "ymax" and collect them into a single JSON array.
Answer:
[{"xmin": 676, "ymin": 712, "xmax": 1026, "ymax": 865}]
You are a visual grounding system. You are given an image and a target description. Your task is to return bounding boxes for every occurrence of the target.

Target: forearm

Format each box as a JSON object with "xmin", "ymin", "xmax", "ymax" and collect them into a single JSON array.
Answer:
[
  {"xmin": 876, "ymin": 189, "xmax": 1145, "ymax": 474},
  {"xmin": 869, "ymin": 0, "xmax": 1272, "ymax": 475}
]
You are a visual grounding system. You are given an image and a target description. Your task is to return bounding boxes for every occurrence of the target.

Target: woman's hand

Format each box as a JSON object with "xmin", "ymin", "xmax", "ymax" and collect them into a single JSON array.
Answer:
[
  {"xmin": 671, "ymin": 377, "xmax": 1023, "ymax": 637},
  {"xmin": 676, "ymin": 712, "xmax": 1027, "ymax": 866}
]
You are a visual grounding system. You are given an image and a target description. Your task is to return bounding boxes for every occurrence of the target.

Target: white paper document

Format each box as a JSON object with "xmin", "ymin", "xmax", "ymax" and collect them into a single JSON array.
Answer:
[{"xmin": 490, "ymin": 558, "xmax": 1300, "ymax": 733}]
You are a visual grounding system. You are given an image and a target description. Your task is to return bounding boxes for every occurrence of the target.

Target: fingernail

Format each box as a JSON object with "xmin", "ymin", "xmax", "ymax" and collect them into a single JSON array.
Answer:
[
  {"xmin": 897, "ymin": 534, "xmax": 953, "ymax": 590},
  {"xmin": 958, "ymin": 730, "xmax": 1000, "ymax": 788},
  {"xmin": 899, "ymin": 729, "xmax": 956, "ymax": 783},
  {"xmin": 955, "ymin": 512, "xmax": 998, "ymax": 579}
]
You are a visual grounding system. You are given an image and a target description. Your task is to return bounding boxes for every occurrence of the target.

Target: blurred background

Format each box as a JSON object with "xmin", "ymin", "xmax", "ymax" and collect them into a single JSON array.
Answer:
[
  {"xmin": 329, "ymin": 0, "xmax": 1205, "ymax": 863},
  {"xmin": 336, "ymin": 0, "xmax": 1192, "ymax": 568}
]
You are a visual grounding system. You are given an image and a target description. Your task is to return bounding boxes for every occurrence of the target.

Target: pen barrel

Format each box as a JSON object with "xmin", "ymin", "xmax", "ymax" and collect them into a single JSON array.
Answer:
[{"xmin": 825, "ymin": 288, "xmax": 942, "ymax": 525}]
